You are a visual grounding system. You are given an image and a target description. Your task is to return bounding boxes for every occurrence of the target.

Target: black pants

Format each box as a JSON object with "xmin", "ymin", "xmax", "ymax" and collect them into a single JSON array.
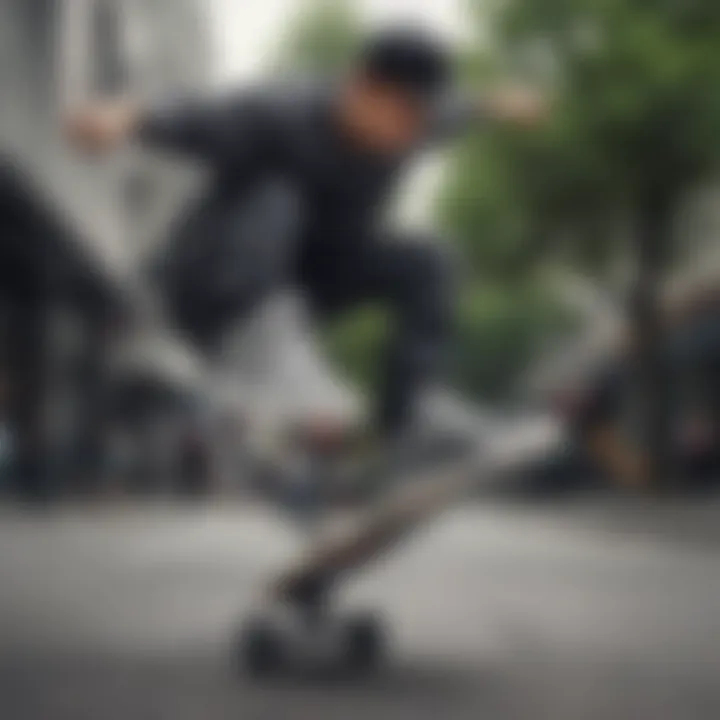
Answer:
[{"xmin": 156, "ymin": 179, "xmax": 457, "ymax": 438}]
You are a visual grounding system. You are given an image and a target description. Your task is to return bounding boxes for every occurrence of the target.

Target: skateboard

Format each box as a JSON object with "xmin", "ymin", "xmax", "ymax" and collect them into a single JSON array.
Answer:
[{"xmin": 234, "ymin": 446, "xmax": 478, "ymax": 678}]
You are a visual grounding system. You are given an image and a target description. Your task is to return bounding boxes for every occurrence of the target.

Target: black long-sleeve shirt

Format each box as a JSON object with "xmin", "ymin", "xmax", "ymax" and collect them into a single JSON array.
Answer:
[{"xmin": 138, "ymin": 79, "xmax": 477, "ymax": 248}]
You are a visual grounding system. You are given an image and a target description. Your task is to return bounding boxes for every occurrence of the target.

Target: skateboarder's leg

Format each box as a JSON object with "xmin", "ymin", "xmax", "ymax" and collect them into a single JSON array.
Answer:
[
  {"xmin": 304, "ymin": 231, "xmax": 457, "ymax": 441},
  {"xmin": 154, "ymin": 177, "xmax": 303, "ymax": 354},
  {"xmin": 370, "ymin": 236, "xmax": 457, "ymax": 439}
]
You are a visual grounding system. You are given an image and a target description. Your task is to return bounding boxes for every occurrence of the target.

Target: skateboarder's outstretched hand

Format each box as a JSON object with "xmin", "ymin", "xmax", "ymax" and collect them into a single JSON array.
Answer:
[
  {"xmin": 479, "ymin": 85, "xmax": 549, "ymax": 128},
  {"xmin": 64, "ymin": 99, "xmax": 141, "ymax": 154}
]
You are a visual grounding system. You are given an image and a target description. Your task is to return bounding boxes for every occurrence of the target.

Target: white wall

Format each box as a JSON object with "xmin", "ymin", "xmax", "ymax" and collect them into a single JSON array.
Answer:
[{"xmin": 209, "ymin": 0, "xmax": 465, "ymax": 85}]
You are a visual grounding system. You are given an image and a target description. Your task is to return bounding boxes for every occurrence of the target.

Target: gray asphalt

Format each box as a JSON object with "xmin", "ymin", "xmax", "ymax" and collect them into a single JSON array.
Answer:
[{"xmin": 1, "ymin": 500, "xmax": 720, "ymax": 720}]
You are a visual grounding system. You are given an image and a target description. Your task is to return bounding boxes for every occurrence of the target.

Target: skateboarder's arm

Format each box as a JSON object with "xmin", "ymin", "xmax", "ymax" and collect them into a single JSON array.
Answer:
[
  {"xmin": 64, "ymin": 90, "xmax": 267, "ymax": 164},
  {"xmin": 64, "ymin": 98, "xmax": 143, "ymax": 154},
  {"xmin": 135, "ymin": 91, "xmax": 266, "ymax": 163},
  {"xmin": 479, "ymin": 85, "xmax": 549, "ymax": 128},
  {"xmin": 430, "ymin": 84, "xmax": 548, "ymax": 141}
]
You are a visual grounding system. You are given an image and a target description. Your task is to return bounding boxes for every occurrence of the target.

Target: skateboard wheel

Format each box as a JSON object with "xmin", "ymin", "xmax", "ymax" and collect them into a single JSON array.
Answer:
[
  {"xmin": 342, "ymin": 613, "xmax": 386, "ymax": 673},
  {"xmin": 237, "ymin": 618, "xmax": 285, "ymax": 678}
]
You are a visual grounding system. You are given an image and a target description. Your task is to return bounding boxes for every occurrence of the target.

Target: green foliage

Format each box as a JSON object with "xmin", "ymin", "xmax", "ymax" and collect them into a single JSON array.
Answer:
[
  {"xmin": 454, "ymin": 281, "xmax": 579, "ymax": 402},
  {"xmin": 507, "ymin": 0, "xmax": 720, "ymax": 185},
  {"xmin": 322, "ymin": 305, "xmax": 391, "ymax": 392},
  {"xmin": 444, "ymin": 0, "xmax": 720, "ymax": 278},
  {"xmin": 319, "ymin": 285, "xmax": 578, "ymax": 404}
]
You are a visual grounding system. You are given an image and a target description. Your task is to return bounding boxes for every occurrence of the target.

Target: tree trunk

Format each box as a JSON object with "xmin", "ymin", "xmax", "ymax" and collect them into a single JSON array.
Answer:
[{"xmin": 630, "ymin": 191, "xmax": 676, "ymax": 492}]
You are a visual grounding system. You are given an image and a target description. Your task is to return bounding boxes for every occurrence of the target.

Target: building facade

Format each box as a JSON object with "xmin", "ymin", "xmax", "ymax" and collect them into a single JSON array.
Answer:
[
  {"xmin": 1, "ymin": 0, "xmax": 212, "ymax": 272},
  {"xmin": 0, "ymin": 0, "xmax": 212, "ymax": 498}
]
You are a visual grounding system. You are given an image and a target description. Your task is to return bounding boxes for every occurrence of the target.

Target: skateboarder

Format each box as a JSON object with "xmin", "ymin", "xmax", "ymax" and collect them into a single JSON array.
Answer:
[{"xmin": 66, "ymin": 26, "xmax": 546, "ymax": 484}]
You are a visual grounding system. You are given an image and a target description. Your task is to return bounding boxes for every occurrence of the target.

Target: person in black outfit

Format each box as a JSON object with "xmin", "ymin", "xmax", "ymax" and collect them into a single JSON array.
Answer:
[{"xmin": 66, "ymin": 27, "xmax": 546, "ymax": 457}]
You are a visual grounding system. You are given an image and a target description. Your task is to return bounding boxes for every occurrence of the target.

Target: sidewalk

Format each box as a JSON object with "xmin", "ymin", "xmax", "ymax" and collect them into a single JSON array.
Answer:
[{"xmin": 509, "ymin": 492, "xmax": 720, "ymax": 551}]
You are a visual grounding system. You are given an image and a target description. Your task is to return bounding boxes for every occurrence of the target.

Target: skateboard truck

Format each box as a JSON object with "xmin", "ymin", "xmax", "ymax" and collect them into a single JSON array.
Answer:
[{"xmin": 238, "ymin": 562, "xmax": 386, "ymax": 678}]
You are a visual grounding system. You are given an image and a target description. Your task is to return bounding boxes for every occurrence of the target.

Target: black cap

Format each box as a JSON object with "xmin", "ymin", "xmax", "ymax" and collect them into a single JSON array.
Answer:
[{"xmin": 359, "ymin": 26, "xmax": 453, "ymax": 101}]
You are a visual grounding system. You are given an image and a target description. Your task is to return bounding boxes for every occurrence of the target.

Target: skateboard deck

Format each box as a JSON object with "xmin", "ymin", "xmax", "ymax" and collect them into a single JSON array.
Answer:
[
  {"xmin": 273, "ymin": 454, "xmax": 478, "ymax": 599},
  {"xmin": 271, "ymin": 419, "xmax": 646, "ymax": 595}
]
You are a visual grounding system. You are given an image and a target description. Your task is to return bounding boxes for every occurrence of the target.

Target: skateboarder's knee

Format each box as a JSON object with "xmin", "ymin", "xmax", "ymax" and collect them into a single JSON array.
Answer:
[{"xmin": 218, "ymin": 177, "xmax": 305, "ymax": 300}]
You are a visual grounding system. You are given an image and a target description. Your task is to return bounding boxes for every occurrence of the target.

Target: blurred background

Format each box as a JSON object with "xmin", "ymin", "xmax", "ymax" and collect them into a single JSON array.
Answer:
[
  {"xmin": 1, "ymin": 2, "xmax": 720, "ymax": 718},
  {"xmin": 1, "ymin": 0, "xmax": 719, "ymax": 503}
]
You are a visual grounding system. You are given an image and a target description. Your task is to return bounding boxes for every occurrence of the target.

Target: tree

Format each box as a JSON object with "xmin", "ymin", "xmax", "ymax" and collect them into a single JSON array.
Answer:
[
  {"xmin": 442, "ymin": 0, "xmax": 720, "ymax": 488},
  {"xmin": 455, "ymin": 281, "xmax": 579, "ymax": 403}
]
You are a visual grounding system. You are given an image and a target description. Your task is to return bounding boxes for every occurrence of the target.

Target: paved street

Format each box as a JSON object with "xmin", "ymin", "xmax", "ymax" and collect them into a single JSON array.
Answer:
[{"xmin": 1, "ymin": 500, "xmax": 719, "ymax": 720}]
